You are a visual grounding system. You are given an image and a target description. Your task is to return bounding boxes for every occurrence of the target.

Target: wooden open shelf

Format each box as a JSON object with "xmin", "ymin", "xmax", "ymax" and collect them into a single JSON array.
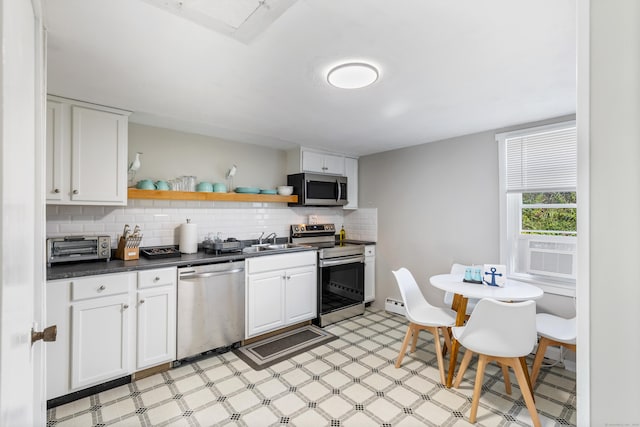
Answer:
[{"xmin": 128, "ymin": 188, "xmax": 298, "ymax": 203}]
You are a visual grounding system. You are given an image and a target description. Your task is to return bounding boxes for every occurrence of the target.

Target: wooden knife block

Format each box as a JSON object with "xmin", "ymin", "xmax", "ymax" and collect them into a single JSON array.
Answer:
[{"xmin": 115, "ymin": 237, "xmax": 139, "ymax": 260}]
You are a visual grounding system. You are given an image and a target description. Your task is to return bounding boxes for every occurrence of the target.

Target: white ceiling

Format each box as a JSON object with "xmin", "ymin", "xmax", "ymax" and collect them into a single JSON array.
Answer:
[{"xmin": 43, "ymin": 0, "xmax": 576, "ymax": 157}]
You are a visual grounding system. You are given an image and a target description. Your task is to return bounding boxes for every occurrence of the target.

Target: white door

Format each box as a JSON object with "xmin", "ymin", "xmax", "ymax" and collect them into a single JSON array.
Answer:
[{"xmin": 0, "ymin": 0, "xmax": 46, "ymax": 425}]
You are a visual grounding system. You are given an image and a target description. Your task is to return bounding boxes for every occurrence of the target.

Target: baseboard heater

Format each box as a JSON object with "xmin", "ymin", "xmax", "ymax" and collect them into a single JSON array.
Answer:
[{"xmin": 385, "ymin": 297, "xmax": 406, "ymax": 316}]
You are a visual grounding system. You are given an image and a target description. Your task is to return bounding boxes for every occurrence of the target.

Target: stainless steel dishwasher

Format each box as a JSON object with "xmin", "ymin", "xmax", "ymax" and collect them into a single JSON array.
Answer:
[{"xmin": 177, "ymin": 261, "xmax": 245, "ymax": 360}]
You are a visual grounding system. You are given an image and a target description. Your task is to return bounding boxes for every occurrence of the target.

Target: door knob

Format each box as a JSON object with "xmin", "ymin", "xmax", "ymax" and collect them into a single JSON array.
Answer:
[{"xmin": 31, "ymin": 325, "xmax": 57, "ymax": 345}]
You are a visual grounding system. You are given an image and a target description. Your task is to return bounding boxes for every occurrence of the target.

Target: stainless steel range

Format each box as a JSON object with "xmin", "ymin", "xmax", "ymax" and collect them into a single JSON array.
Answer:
[{"xmin": 290, "ymin": 224, "xmax": 365, "ymax": 327}]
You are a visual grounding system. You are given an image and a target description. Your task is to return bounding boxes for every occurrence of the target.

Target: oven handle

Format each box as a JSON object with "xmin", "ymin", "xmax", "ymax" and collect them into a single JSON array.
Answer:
[{"xmin": 319, "ymin": 255, "xmax": 365, "ymax": 267}]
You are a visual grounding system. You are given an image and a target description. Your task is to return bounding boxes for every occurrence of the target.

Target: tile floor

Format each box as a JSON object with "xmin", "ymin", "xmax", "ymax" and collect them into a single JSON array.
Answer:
[{"xmin": 47, "ymin": 310, "xmax": 576, "ymax": 426}]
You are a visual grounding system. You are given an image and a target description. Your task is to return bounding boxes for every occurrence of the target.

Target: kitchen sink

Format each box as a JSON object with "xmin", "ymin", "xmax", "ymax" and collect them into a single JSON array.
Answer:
[
  {"xmin": 267, "ymin": 243, "xmax": 299, "ymax": 249},
  {"xmin": 242, "ymin": 243, "xmax": 310, "ymax": 254}
]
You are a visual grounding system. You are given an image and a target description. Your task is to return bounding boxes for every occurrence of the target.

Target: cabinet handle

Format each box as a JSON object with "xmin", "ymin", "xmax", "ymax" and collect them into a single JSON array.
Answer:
[
  {"xmin": 53, "ymin": 189, "xmax": 60, "ymax": 194},
  {"xmin": 154, "ymin": 276, "xmax": 160, "ymax": 282},
  {"xmin": 139, "ymin": 299, "xmax": 145, "ymax": 304},
  {"xmin": 287, "ymin": 276, "xmax": 291, "ymax": 280},
  {"xmin": 123, "ymin": 304, "xmax": 129, "ymax": 309},
  {"xmin": 98, "ymin": 285, "xmax": 106, "ymax": 291},
  {"xmin": 72, "ymin": 189, "xmax": 79, "ymax": 194}
]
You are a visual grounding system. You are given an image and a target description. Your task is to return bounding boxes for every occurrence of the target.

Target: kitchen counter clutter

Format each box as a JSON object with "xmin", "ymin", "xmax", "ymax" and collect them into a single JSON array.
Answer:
[{"xmin": 47, "ymin": 243, "xmax": 316, "ymax": 280}]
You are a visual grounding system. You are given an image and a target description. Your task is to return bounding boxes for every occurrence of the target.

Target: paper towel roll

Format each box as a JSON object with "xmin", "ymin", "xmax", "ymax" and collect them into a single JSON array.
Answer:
[{"xmin": 179, "ymin": 219, "xmax": 198, "ymax": 254}]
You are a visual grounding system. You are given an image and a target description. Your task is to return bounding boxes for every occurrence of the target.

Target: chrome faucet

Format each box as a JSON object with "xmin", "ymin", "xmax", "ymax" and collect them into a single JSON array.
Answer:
[{"xmin": 261, "ymin": 232, "xmax": 277, "ymax": 244}]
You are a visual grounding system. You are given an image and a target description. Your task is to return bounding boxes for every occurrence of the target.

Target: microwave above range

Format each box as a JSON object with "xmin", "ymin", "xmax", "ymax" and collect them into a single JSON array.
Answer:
[{"xmin": 287, "ymin": 173, "xmax": 348, "ymax": 207}]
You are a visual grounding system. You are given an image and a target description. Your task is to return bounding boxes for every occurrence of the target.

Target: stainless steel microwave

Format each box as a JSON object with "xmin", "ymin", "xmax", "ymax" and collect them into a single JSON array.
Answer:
[{"xmin": 287, "ymin": 173, "xmax": 348, "ymax": 206}]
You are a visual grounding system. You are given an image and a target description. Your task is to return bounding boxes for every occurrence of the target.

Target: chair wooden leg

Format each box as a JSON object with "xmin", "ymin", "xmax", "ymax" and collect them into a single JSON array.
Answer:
[
  {"xmin": 453, "ymin": 348, "xmax": 474, "ymax": 388},
  {"xmin": 512, "ymin": 357, "xmax": 542, "ymax": 427},
  {"xmin": 395, "ymin": 325, "xmax": 414, "ymax": 368},
  {"xmin": 410, "ymin": 327, "xmax": 420, "ymax": 353},
  {"xmin": 442, "ymin": 327, "xmax": 452, "ymax": 354},
  {"xmin": 501, "ymin": 363, "xmax": 512, "ymax": 395},
  {"xmin": 531, "ymin": 337, "xmax": 551, "ymax": 386},
  {"xmin": 519, "ymin": 356, "xmax": 535, "ymax": 402},
  {"xmin": 428, "ymin": 326, "xmax": 445, "ymax": 385},
  {"xmin": 469, "ymin": 354, "xmax": 488, "ymax": 424}
]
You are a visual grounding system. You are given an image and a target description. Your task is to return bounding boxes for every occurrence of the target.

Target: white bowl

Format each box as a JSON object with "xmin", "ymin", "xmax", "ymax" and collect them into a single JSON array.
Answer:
[{"xmin": 277, "ymin": 185, "xmax": 293, "ymax": 196}]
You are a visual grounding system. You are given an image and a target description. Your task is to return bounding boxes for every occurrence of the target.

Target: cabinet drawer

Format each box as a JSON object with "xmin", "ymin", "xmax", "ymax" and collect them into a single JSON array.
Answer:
[
  {"xmin": 71, "ymin": 273, "xmax": 134, "ymax": 301},
  {"xmin": 138, "ymin": 267, "xmax": 177, "ymax": 289},
  {"xmin": 365, "ymin": 245, "xmax": 376, "ymax": 257},
  {"xmin": 247, "ymin": 251, "xmax": 317, "ymax": 274}
]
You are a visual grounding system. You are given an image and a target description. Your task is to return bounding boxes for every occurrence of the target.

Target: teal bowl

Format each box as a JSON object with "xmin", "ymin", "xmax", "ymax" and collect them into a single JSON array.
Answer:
[
  {"xmin": 196, "ymin": 182, "xmax": 213, "ymax": 192},
  {"xmin": 155, "ymin": 180, "xmax": 170, "ymax": 191},
  {"xmin": 213, "ymin": 183, "xmax": 227, "ymax": 193},
  {"xmin": 136, "ymin": 180, "xmax": 156, "ymax": 190}
]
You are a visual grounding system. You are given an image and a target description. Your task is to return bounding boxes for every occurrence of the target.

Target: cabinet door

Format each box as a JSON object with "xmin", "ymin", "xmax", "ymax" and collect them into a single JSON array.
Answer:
[
  {"xmin": 71, "ymin": 105, "xmax": 127, "ymax": 204},
  {"xmin": 46, "ymin": 100, "xmax": 65, "ymax": 201},
  {"xmin": 137, "ymin": 286, "xmax": 176, "ymax": 369},
  {"xmin": 344, "ymin": 157, "xmax": 358, "ymax": 209},
  {"xmin": 322, "ymin": 153, "xmax": 345, "ymax": 176},
  {"xmin": 246, "ymin": 271, "xmax": 285, "ymax": 338},
  {"xmin": 284, "ymin": 266, "xmax": 317, "ymax": 324},
  {"xmin": 71, "ymin": 293, "xmax": 131, "ymax": 390},
  {"xmin": 364, "ymin": 246, "xmax": 375, "ymax": 303},
  {"xmin": 301, "ymin": 150, "xmax": 327, "ymax": 173}
]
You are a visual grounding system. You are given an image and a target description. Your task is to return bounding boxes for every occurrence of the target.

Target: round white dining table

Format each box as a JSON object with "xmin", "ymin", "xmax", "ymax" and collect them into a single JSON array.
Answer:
[
  {"xmin": 430, "ymin": 273, "xmax": 543, "ymax": 302},
  {"xmin": 429, "ymin": 273, "xmax": 543, "ymax": 387}
]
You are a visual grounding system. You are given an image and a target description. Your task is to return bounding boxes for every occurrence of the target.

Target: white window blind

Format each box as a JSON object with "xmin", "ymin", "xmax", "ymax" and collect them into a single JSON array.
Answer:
[{"xmin": 505, "ymin": 126, "xmax": 577, "ymax": 193}]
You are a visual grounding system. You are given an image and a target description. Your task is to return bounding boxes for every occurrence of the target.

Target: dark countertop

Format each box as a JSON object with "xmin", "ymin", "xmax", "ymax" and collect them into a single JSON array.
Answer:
[
  {"xmin": 338, "ymin": 238, "xmax": 377, "ymax": 245},
  {"xmin": 47, "ymin": 245, "xmax": 317, "ymax": 281}
]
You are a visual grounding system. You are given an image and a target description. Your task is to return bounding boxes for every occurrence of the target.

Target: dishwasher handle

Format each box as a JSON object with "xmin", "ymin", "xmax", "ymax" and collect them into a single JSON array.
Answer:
[{"xmin": 179, "ymin": 267, "xmax": 244, "ymax": 280}]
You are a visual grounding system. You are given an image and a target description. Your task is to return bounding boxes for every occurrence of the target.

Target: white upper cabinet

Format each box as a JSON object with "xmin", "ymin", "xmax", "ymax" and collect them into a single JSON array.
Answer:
[
  {"xmin": 302, "ymin": 150, "xmax": 345, "ymax": 176},
  {"xmin": 344, "ymin": 156, "xmax": 358, "ymax": 210},
  {"xmin": 46, "ymin": 95, "xmax": 130, "ymax": 205}
]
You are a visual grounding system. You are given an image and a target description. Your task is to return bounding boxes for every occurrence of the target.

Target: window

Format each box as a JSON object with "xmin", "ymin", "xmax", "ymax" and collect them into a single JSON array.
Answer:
[{"xmin": 498, "ymin": 121, "xmax": 577, "ymax": 293}]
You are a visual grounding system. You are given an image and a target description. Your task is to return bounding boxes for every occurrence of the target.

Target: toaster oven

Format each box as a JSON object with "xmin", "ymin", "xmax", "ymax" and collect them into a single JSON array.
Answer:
[{"xmin": 47, "ymin": 235, "xmax": 111, "ymax": 266}]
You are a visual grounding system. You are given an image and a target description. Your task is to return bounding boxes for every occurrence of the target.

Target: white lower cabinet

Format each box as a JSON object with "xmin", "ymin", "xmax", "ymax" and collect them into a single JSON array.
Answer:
[
  {"xmin": 46, "ymin": 267, "xmax": 177, "ymax": 400},
  {"xmin": 246, "ymin": 251, "xmax": 317, "ymax": 338},
  {"xmin": 285, "ymin": 266, "xmax": 317, "ymax": 324},
  {"xmin": 136, "ymin": 268, "xmax": 177, "ymax": 370},
  {"xmin": 364, "ymin": 245, "xmax": 376, "ymax": 303},
  {"xmin": 246, "ymin": 271, "xmax": 286, "ymax": 336},
  {"xmin": 71, "ymin": 292, "xmax": 132, "ymax": 389}
]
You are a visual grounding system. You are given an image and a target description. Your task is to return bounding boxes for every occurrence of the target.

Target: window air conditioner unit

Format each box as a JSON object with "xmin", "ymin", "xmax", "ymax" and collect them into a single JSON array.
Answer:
[{"xmin": 526, "ymin": 239, "xmax": 576, "ymax": 279}]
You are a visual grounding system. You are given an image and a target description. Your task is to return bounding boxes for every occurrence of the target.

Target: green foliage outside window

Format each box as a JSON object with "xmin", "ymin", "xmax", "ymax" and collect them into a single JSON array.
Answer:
[{"xmin": 521, "ymin": 192, "xmax": 577, "ymax": 235}]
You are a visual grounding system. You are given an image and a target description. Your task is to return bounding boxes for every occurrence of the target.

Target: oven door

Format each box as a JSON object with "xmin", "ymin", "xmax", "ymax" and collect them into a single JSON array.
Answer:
[{"xmin": 318, "ymin": 255, "xmax": 365, "ymax": 316}]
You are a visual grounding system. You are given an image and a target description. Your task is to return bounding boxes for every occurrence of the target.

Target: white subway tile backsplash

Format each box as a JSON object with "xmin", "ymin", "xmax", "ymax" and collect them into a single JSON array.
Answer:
[
  {"xmin": 46, "ymin": 203, "xmax": 377, "ymax": 248},
  {"xmin": 58, "ymin": 224, "xmax": 84, "ymax": 233}
]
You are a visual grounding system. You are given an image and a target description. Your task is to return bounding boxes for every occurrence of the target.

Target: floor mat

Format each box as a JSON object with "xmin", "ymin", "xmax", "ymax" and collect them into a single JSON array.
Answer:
[{"xmin": 234, "ymin": 325, "xmax": 338, "ymax": 370}]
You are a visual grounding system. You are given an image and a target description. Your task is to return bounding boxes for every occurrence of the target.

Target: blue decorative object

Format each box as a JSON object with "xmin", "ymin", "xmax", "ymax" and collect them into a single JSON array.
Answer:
[
  {"xmin": 473, "ymin": 267, "xmax": 482, "ymax": 282},
  {"xmin": 483, "ymin": 267, "xmax": 503, "ymax": 287},
  {"xmin": 464, "ymin": 267, "xmax": 473, "ymax": 281}
]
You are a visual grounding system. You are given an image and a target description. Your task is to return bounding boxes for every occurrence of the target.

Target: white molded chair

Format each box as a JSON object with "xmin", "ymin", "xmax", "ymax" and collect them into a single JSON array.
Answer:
[
  {"xmin": 443, "ymin": 263, "xmax": 479, "ymax": 316},
  {"xmin": 531, "ymin": 313, "xmax": 576, "ymax": 386},
  {"xmin": 392, "ymin": 268, "xmax": 457, "ymax": 385},
  {"xmin": 452, "ymin": 298, "xmax": 540, "ymax": 427}
]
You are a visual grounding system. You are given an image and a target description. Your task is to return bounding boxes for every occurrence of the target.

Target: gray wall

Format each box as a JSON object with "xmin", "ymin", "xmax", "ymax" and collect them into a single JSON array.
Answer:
[
  {"xmin": 128, "ymin": 123, "xmax": 288, "ymax": 190},
  {"xmin": 359, "ymin": 131, "xmax": 500, "ymax": 309},
  {"xmin": 359, "ymin": 125, "xmax": 576, "ymax": 318},
  {"xmin": 587, "ymin": 0, "xmax": 640, "ymax": 423}
]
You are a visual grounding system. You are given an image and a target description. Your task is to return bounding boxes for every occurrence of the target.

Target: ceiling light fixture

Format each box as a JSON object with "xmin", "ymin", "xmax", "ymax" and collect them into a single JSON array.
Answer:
[{"xmin": 327, "ymin": 62, "xmax": 379, "ymax": 89}]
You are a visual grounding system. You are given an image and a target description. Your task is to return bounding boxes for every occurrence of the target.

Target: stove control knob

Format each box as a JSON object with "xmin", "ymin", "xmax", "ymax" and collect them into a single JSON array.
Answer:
[{"xmin": 101, "ymin": 242, "xmax": 108, "ymax": 248}]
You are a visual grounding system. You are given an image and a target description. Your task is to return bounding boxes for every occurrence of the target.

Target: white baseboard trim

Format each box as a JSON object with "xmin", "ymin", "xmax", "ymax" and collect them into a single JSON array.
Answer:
[{"xmin": 385, "ymin": 297, "xmax": 406, "ymax": 316}]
